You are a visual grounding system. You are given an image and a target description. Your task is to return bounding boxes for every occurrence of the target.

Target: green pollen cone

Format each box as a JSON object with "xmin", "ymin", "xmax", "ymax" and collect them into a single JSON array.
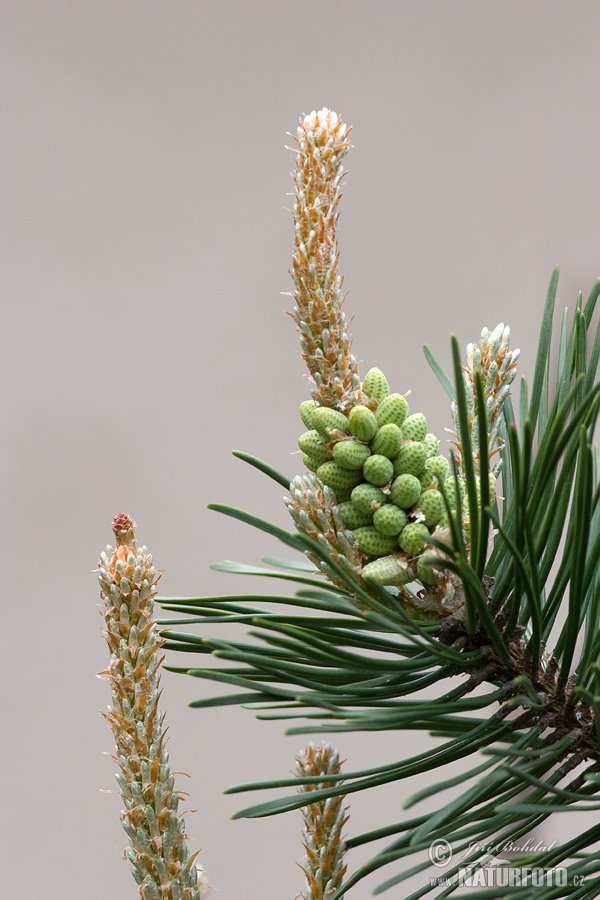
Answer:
[
  {"xmin": 351, "ymin": 483, "xmax": 388, "ymax": 514},
  {"xmin": 375, "ymin": 393, "xmax": 409, "ymax": 428},
  {"xmin": 354, "ymin": 526, "xmax": 399, "ymax": 557},
  {"xmin": 390, "ymin": 474, "xmax": 422, "ymax": 509},
  {"xmin": 417, "ymin": 552, "xmax": 440, "ymax": 585},
  {"xmin": 316, "ymin": 461, "xmax": 363, "ymax": 494},
  {"xmin": 332, "ymin": 440, "xmax": 370, "ymax": 470},
  {"xmin": 299, "ymin": 399, "xmax": 317, "ymax": 429},
  {"xmin": 363, "ymin": 454, "xmax": 394, "ymax": 486},
  {"xmin": 416, "ymin": 488, "xmax": 445, "ymax": 527},
  {"xmin": 362, "ymin": 367, "xmax": 390, "ymax": 403},
  {"xmin": 373, "ymin": 504, "xmax": 407, "ymax": 536},
  {"xmin": 348, "ymin": 405, "xmax": 378, "ymax": 441},
  {"xmin": 371, "ymin": 423, "xmax": 403, "ymax": 459},
  {"xmin": 394, "ymin": 441, "xmax": 428, "ymax": 477},
  {"xmin": 362, "ymin": 555, "xmax": 411, "ymax": 586},
  {"xmin": 338, "ymin": 501, "xmax": 374, "ymax": 529},
  {"xmin": 298, "ymin": 430, "xmax": 330, "ymax": 465},
  {"xmin": 402, "ymin": 413, "xmax": 428, "ymax": 442},
  {"xmin": 312, "ymin": 406, "xmax": 349, "ymax": 438},
  {"xmin": 398, "ymin": 522, "xmax": 430, "ymax": 555}
]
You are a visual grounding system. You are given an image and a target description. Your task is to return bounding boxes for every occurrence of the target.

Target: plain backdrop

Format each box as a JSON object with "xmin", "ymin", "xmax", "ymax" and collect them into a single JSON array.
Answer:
[{"xmin": 2, "ymin": 2, "xmax": 599, "ymax": 898}]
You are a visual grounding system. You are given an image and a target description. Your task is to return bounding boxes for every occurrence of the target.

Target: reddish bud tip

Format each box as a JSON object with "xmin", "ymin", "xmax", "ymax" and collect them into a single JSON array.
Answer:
[
  {"xmin": 112, "ymin": 513, "xmax": 136, "ymax": 546},
  {"xmin": 112, "ymin": 513, "xmax": 134, "ymax": 534}
]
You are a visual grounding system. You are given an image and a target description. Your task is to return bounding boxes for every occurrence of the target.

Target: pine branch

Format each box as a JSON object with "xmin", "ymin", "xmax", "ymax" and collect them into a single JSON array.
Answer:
[
  {"xmin": 155, "ymin": 107, "xmax": 600, "ymax": 897},
  {"xmin": 161, "ymin": 277, "xmax": 600, "ymax": 896}
]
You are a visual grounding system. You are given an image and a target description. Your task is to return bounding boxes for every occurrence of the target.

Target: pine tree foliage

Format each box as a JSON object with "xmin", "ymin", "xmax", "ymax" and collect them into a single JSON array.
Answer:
[{"xmin": 158, "ymin": 110, "xmax": 600, "ymax": 897}]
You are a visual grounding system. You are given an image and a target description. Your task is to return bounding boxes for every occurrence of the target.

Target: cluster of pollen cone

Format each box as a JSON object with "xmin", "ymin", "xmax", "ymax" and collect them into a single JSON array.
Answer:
[{"xmin": 296, "ymin": 366, "xmax": 496, "ymax": 593}]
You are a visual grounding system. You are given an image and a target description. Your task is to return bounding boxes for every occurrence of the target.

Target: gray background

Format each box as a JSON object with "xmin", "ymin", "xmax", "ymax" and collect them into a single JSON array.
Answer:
[{"xmin": 2, "ymin": 2, "xmax": 599, "ymax": 898}]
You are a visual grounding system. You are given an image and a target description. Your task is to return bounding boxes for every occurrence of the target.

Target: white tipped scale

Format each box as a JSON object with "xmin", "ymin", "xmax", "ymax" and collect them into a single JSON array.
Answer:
[
  {"xmin": 497, "ymin": 385, "xmax": 511, "ymax": 406},
  {"xmin": 488, "ymin": 332, "xmax": 501, "ymax": 359},
  {"xmin": 465, "ymin": 380, "xmax": 474, "ymax": 413},
  {"xmin": 486, "ymin": 361, "xmax": 498, "ymax": 388}
]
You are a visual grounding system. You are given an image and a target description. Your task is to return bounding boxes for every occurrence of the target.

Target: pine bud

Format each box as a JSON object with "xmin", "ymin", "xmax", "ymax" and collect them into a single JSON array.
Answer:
[{"xmin": 98, "ymin": 516, "xmax": 205, "ymax": 900}]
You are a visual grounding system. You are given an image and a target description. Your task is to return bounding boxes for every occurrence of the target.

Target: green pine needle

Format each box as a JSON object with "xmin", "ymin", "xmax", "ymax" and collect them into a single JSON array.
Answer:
[{"xmin": 159, "ymin": 272, "xmax": 600, "ymax": 899}]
